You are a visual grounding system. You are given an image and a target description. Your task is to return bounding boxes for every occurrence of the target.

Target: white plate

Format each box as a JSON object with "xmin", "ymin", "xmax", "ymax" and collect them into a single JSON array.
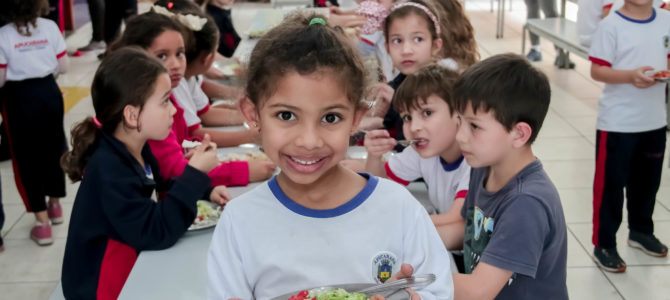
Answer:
[
  {"xmin": 272, "ymin": 284, "xmax": 408, "ymax": 300},
  {"xmin": 188, "ymin": 201, "xmax": 222, "ymax": 231}
]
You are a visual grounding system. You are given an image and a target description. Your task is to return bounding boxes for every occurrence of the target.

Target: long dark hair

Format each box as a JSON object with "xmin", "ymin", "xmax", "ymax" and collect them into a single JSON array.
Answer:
[
  {"xmin": 0, "ymin": 0, "xmax": 49, "ymax": 36},
  {"xmin": 61, "ymin": 47, "xmax": 167, "ymax": 181}
]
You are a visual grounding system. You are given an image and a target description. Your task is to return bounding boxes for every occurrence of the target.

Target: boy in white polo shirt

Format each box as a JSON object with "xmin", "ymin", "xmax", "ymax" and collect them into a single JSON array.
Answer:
[
  {"xmin": 589, "ymin": 0, "xmax": 670, "ymax": 273},
  {"xmin": 365, "ymin": 65, "xmax": 470, "ymax": 235}
]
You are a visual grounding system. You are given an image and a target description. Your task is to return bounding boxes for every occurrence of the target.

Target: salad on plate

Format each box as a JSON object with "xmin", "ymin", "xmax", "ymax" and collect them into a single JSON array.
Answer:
[{"xmin": 189, "ymin": 200, "xmax": 222, "ymax": 231}]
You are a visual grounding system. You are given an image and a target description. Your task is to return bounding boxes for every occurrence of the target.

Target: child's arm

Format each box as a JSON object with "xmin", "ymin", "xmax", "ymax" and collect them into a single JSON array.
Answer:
[
  {"xmin": 57, "ymin": 54, "xmax": 69, "ymax": 74},
  {"xmin": 192, "ymin": 127, "xmax": 259, "ymax": 148},
  {"xmin": 201, "ymin": 80, "xmax": 242, "ymax": 100},
  {"xmin": 430, "ymin": 197, "xmax": 465, "ymax": 226},
  {"xmin": 0, "ymin": 68, "xmax": 5, "ymax": 88},
  {"xmin": 199, "ymin": 106, "xmax": 245, "ymax": 126},
  {"xmin": 452, "ymin": 263, "xmax": 514, "ymax": 300},
  {"xmin": 436, "ymin": 217, "xmax": 465, "ymax": 251},
  {"xmin": 364, "ymin": 129, "xmax": 397, "ymax": 177},
  {"xmin": 591, "ymin": 63, "xmax": 655, "ymax": 88}
]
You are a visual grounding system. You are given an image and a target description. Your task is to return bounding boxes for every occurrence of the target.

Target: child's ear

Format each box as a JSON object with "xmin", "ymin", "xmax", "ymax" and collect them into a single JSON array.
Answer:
[
  {"xmin": 351, "ymin": 106, "xmax": 369, "ymax": 134},
  {"xmin": 123, "ymin": 105, "xmax": 141, "ymax": 128},
  {"xmin": 239, "ymin": 97, "xmax": 259, "ymax": 127},
  {"xmin": 511, "ymin": 121, "xmax": 532, "ymax": 148},
  {"xmin": 202, "ymin": 52, "xmax": 215, "ymax": 67},
  {"xmin": 431, "ymin": 38, "xmax": 443, "ymax": 58}
]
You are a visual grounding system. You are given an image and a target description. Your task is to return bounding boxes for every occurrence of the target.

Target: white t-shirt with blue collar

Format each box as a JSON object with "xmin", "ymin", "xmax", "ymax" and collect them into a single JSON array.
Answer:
[
  {"xmin": 589, "ymin": 8, "xmax": 670, "ymax": 132},
  {"xmin": 207, "ymin": 174, "xmax": 454, "ymax": 300}
]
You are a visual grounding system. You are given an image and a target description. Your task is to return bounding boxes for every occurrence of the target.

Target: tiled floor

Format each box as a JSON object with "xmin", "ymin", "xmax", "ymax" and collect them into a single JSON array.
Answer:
[{"xmin": 1, "ymin": 0, "xmax": 669, "ymax": 299}]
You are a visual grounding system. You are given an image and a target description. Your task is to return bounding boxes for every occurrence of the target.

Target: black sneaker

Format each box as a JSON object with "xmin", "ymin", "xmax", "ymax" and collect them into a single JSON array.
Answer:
[
  {"xmin": 526, "ymin": 49, "xmax": 542, "ymax": 62},
  {"xmin": 593, "ymin": 247, "xmax": 626, "ymax": 273},
  {"xmin": 628, "ymin": 231, "xmax": 668, "ymax": 257}
]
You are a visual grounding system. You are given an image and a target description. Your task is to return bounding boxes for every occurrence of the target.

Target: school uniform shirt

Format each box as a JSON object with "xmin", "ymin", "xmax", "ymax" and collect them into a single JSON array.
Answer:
[
  {"xmin": 0, "ymin": 18, "xmax": 66, "ymax": 80},
  {"xmin": 172, "ymin": 76, "xmax": 211, "ymax": 136},
  {"xmin": 589, "ymin": 8, "xmax": 670, "ymax": 133},
  {"xmin": 461, "ymin": 160, "xmax": 568, "ymax": 299},
  {"xmin": 208, "ymin": 174, "xmax": 454, "ymax": 300},
  {"xmin": 386, "ymin": 146, "xmax": 470, "ymax": 214},
  {"xmin": 148, "ymin": 95, "xmax": 249, "ymax": 187},
  {"xmin": 578, "ymin": 0, "xmax": 666, "ymax": 47},
  {"xmin": 62, "ymin": 132, "xmax": 213, "ymax": 300}
]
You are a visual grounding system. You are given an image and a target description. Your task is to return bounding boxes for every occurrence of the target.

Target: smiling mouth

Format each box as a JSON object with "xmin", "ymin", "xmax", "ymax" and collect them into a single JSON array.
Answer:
[{"xmin": 290, "ymin": 156, "xmax": 323, "ymax": 165}]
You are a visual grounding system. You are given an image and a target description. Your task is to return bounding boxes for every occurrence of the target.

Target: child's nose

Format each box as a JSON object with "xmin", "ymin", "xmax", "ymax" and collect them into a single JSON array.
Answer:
[
  {"xmin": 294, "ymin": 125, "xmax": 323, "ymax": 149},
  {"xmin": 402, "ymin": 41, "xmax": 413, "ymax": 54}
]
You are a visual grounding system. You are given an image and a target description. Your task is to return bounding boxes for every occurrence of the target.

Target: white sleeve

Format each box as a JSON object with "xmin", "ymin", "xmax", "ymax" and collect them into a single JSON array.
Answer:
[
  {"xmin": 455, "ymin": 165, "xmax": 471, "ymax": 197},
  {"xmin": 403, "ymin": 203, "xmax": 454, "ymax": 299},
  {"xmin": 386, "ymin": 147, "xmax": 423, "ymax": 183},
  {"xmin": 207, "ymin": 211, "xmax": 253, "ymax": 299},
  {"xmin": 191, "ymin": 76, "xmax": 211, "ymax": 114},
  {"xmin": 49, "ymin": 20, "xmax": 67, "ymax": 58},
  {"xmin": 589, "ymin": 18, "xmax": 616, "ymax": 66}
]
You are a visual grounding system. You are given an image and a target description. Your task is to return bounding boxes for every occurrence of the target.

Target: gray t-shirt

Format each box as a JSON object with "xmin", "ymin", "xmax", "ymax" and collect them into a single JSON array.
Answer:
[{"xmin": 460, "ymin": 160, "xmax": 568, "ymax": 299}]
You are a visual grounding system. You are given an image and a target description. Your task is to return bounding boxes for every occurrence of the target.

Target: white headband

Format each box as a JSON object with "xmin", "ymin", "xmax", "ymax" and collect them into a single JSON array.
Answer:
[
  {"xmin": 391, "ymin": 2, "xmax": 441, "ymax": 35},
  {"xmin": 151, "ymin": 5, "xmax": 208, "ymax": 31}
]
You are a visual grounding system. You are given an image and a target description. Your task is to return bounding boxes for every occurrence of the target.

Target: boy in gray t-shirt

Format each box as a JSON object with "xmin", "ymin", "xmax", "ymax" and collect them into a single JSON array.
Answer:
[{"xmin": 440, "ymin": 54, "xmax": 568, "ymax": 299}]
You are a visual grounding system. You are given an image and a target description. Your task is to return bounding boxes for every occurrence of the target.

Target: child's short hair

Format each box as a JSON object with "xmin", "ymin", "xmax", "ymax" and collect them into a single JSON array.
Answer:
[
  {"xmin": 111, "ymin": 12, "xmax": 186, "ymax": 51},
  {"xmin": 245, "ymin": 13, "xmax": 366, "ymax": 109},
  {"xmin": 154, "ymin": 0, "xmax": 219, "ymax": 63},
  {"xmin": 393, "ymin": 64, "xmax": 458, "ymax": 115},
  {"xmin": 384, "ymin": 0, "xmax": 442, "ymax": 42},
  {"xmin": 453, "ymin": 53, "xmax": 550, "ymax": 144},
  {"xmin": 0, "ymin": 0, "xmax": 49, "ymax": 36}
]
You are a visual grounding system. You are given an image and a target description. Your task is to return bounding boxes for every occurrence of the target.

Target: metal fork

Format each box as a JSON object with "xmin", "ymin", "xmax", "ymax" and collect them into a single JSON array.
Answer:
[
  {"xmin": 353, "ymin": 274, "xmax": 437, "ymax": 297},
  {"xmin": 396, "ymin": 140, "xmax": 417, "ymax": 147}
]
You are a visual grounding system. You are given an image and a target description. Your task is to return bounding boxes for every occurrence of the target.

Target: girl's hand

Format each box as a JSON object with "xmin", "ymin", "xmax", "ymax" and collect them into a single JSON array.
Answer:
[
  {"xmin": 364, "ymin": 129, "xmax": 396, "ymax": 158},
  {"xmin": 210, "ymin": 186, "xmax": 232, "ymax": 206},
  {"xmin": 631, "ymin": 66, "xmax": 655, "ymax": 89},
  {"xmin": 188, "ymin": 134, "xmax": 219, "ymax": 173},
  {"xmin": 369, "ymin": 264, "xmax": 422, "ymax": 300},
  {"xmin": 248, "ymin": 158, "xmax": 276, "ymax": 182},
  {"xmin": 368, "ymin": 83, "xmax": 394, "ymax": 117}
]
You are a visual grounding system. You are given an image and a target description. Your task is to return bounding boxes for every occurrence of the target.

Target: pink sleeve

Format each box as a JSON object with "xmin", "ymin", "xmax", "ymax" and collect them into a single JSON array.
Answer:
[
  {"xmin": 208, "ymin": 161, "xmax": 250, "ymax": 187},
  {"xmin": 148, "ymin": 130, "xmax": 189, "ymax": 180}
]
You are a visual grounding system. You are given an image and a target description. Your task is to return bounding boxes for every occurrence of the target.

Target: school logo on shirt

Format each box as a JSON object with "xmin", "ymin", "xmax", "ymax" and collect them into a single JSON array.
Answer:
[
  {"xmin": 371, "ymin": 251, "xmax": 397, "ymax": 283},
  {"xmin": 664, "ymin": 35, "xmax": 669, "ymax": 48}
]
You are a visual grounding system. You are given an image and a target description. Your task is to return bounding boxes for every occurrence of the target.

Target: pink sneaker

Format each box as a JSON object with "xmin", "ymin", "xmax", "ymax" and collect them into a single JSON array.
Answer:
[
  {"xmin": 47, "ymin": 203, "xmax": 63, "ymax": 224},
  {"xmin": 30, "ymin": 223, "xmax": 53, "ymax": 246}
]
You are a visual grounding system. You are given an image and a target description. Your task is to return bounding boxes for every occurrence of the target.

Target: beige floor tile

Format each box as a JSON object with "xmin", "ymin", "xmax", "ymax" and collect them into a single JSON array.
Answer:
[
  {"xmin": 567, "ymin": 230, "xmax": 595, "ymax": 267},
  {"xmin": 534, "ymin": 136, "xmax": 594, "ymax": 161},
  {"xmin": 537, "ymin": 112, "xmax": 582, "ymax": 138},
  {"xmin": 570, "ymin": 221, "xmax": 670, "ymax": 266},
  {"xmin": 2, "ymin": 204, "xmax": 25, "ymax": 237},
  {"xmin": 543, "ymin": 160, "xmax": 594, "ymax": 189},
  {"xmin": 559, "ymin": 188, "xmax": 670, "ymax": 224},
  {"xmin": 0, "ymin": 238, "xmax": 66, "ymax": 282},
  {"xmin": 566, "ymin": 267, "xmax": 622, "ymax": 300},
  {"xmin": 604, "ymin": 266, "xmax": 670, "ymax": 300},
  {"xmin": 562, "ymin": 116, "xmax": 597, "ymax": 144},
  {"xmin": 6, "ymin": 203, "xmax": 73, "ymax": 240},
  {"xmin": 0, "ymin": 282, "xmax": 59, "ymax": 300}
]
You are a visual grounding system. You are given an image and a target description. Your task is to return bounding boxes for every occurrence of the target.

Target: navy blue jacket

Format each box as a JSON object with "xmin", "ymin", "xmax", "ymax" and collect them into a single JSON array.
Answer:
[{"xmin": 62, "ymin": 132, "xmax": 212, "ymax": 300}]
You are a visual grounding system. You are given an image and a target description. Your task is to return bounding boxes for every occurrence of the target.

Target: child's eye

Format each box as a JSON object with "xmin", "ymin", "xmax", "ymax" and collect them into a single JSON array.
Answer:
[
  {"xmin": 391, "ymin": 38, "xmax": 402, "ymax": 44},
  {"xmin": 413, "ymin": 37, "xmax": 423, "ymax": 43},
  {"xmin": 156, "ymin": 54, "xmax": 167, "ymax": 60},
  {"xmin": 422, "ymin": 110, "xmax": 432, "ymax": 117},
  {"xmin": 277, "ymin": 111, "xmax": 295, "ymax": 121},
  {"xmin": 401, "ymin": 114, "xmax": 411, "ymax": 122},
  {"xmin": 470, "ymin": 123, "xmax": 480, "ymax": 130},
  {"xmin": 322, "ymin": 113, "xmax": 341, "ymax": 124}
]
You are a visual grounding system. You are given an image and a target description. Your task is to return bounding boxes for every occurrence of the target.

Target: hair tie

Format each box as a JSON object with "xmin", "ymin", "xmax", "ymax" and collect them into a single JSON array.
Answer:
[
  {"xmin": 151, "ymin": 5, "xmax": 208, "ymax": 31},
  {"xmin": 391, "ymin": 2, "xmax": 441, "ymax": 35},
  {"xmin": 309, "ymin": 17, "xmax": 327, "ymax": 26},
  {"xmin": 92, "ymin": 116, "xmax": 102, "ymax": 128},
  {"xmin": 167, "ymin": 1, "xmax": 174, "ymax": 9}
]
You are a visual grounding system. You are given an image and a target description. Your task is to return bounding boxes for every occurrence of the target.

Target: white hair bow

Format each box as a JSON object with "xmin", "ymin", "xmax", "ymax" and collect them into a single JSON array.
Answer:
[{"xmin": 152, "ymin": 5, "xmax": 208, "ymax": 31}]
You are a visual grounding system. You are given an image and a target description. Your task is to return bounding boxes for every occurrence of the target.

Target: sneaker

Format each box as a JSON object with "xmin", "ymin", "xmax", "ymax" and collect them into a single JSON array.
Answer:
[
  {"xmin": 526, "ymin": 49, "xmax": 542, "ymax": 62},
  {"xmin": 593, "ymin": 247, "xmax": 626, "ymax": 273},
  {"xmin": 628, "ymin": 231, "xmax": 668, "ymax": 257},
  {"xmin": 47, "ymin": 203, "xmax": 63, "ymax": 224},
  {"xmin": 554, "ymin": 55, "xmax": 575, "ymax": 69},
  {"xmin": 30, "ymin": 222, "xmax": 53, "ymax": 246},
  {"xmin": 77, "ymin": 40, "xmax": 106, "ymax": 52}
]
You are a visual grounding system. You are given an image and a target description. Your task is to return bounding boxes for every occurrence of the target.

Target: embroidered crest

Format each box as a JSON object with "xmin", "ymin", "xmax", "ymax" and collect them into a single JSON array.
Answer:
[
  {"xmin": 664, "ymin": 35, "xmax": 669, "ymax": 48},
  {"xmin": 371, "ymin": 251, "xmax": 397, "ymax": 283}
]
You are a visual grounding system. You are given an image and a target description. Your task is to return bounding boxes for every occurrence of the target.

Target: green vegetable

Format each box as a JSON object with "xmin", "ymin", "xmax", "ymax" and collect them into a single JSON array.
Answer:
[{"xmin": 310, "ymin": 289, "xmax": 367, "ymax": 300}]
